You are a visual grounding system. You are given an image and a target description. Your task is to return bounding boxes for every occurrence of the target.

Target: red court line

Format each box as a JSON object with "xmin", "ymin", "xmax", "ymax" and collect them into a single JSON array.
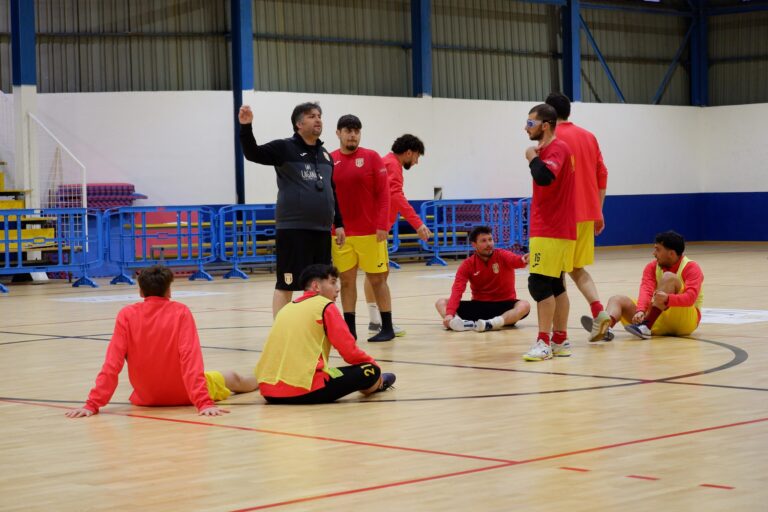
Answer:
[
  {"xmin": 627, "ymin": 474, "xmax": 660, "ymax": 481},
  {"xmin": 0, "ymin": 399, "xmax": 514, "ymax": 464},
  {"xmin": 560, "ymin": 466, "xmax": 590, "ymax": 472},
  {"xmin": 230, "ymin": 462, "xmax": 516, "ymax": 512},
  {"xmin": 4, "ymin": 398, "xmax": 758, "ymax": 510},
  {"xmin": 700, "ymin": 484, "xmax": 734, "ymax": 490}
]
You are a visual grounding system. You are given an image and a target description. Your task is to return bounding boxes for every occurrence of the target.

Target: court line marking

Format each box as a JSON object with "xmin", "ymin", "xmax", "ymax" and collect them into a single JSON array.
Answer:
[{"xmin": 1, "ymin": 398, "xmax": 763, "ymax": 510}]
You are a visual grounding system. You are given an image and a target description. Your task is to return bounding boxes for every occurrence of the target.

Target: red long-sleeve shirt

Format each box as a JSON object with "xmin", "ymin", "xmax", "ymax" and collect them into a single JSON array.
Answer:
[
  {"xmin": 259, "ymin": 291, "xmax": 378, "ymax": 398},
  {"xmin": 331, "ymin": 147, "xmax": 390, "ymax": 235},
  {"xmin": 446, "ymin": 250, "xmax": 527, "ymax": 316},
  {"xmin": 555, "ymin": 121, "xmax": 608, "ymax": 222},
  {"xmin": 382, "ymin": 152, "xmax": 424, "ymax": 230},
  {"xmin": 83, "ymin": 297, "xmax": 215, "ymax": 414},
  {"xmin": 530, "ymin": 138, "xmax": 577, "ymax": 240},
  {"xmin": 636, "ymin": 258, "xmax": 704, "ymax": 313}
]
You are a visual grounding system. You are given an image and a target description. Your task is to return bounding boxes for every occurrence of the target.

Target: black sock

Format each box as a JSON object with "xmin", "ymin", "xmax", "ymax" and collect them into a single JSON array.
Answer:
[
  {"xmin": 381, "ymin": 311, "xmax": 393, "ymax": 331},
  {"xmin": 343, "ymin": 312, "xmax": 357, "ymax": 339}
]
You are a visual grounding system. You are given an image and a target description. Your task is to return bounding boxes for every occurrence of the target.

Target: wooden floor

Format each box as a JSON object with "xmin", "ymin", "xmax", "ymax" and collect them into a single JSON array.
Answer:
[{"xmin": 1, "ymin": 244, "xmax": 767, "ymax": 511}]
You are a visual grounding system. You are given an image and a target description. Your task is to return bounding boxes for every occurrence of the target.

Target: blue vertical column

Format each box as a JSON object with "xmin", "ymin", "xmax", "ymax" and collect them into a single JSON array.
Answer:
[
  {"xmin": 411, "ymin": 0, "xmax": 432, "ymax": 97},
  {"xmin": 231, "ymin": 0, "xmax": 254, "ymax": 204},
  {"xmin": 562, "ymin": 0, "xmax": 581, "ymax": 101},
  {"xmin": 689, "ymin": 0, "xmax": 708, "ymax": 106},
  {"xmin": 10, "ymin": 0, "xmax": 37, "ymax": 205}
]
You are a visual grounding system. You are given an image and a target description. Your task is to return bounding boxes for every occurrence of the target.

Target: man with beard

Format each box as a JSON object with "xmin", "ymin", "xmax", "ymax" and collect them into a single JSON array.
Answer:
[{"xmin": 522, "ymin": 104, "xmax": 577, "ymax": 361}]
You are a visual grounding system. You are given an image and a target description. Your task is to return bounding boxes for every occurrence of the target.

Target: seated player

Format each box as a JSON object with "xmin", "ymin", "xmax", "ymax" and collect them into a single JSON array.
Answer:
[
  {"xmin": 435, "ymin": 226, "xmax": 531, "ymax": 332},
  {"xmin": 255, "ymin": 264, "xmax": 396, "ymax": 404},
  {"xmin": 65, "ymin": 265, "xmax": 258, "ymax": 418},
  {"xmin": 581, "ymin": 230, "xmax": 703, "ymax": 340}
]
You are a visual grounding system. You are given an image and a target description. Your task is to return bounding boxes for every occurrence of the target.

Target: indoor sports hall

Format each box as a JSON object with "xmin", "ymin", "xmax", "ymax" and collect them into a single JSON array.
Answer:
[{"xmin": 1, "ymin": 1, "xmax": 766, "ymax": 511}]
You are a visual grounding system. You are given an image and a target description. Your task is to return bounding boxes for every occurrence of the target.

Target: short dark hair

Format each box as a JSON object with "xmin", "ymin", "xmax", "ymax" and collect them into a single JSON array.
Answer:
[
  {"xmin": 337, "ymin": 114, "xmax": 362, "ymax": 131},
  {"xmin": 138, "ymin": 265, "xmax": 174, "ymax": 297},
  {"xmin": 469, "ymin": 225, "xmax": 493, "ymax": 243},
  {"xmin": 391, "ymin": 134, "xmax": 425, "ymax": 155},
  {"xmin": 655, "ymin": 230, "xmax": 685, "ymax": 256},
  {"xmin": 299, "ymin": 264, "xmax": 339, "ymax": 290},
  {"xmin": 291, "ymin": 102, "xmax": 322, "ymax": 133},
  {"xmin": 528, "ymin": 103, "xmax": 558, "ymax": 128},
  {"xmin": 545, "ymin": 92, "xmax": 571, "ymax": 120}
]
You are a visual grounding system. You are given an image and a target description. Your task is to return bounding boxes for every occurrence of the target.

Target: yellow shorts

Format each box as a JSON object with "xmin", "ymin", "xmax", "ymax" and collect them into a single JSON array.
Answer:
[
  {"xmin": 529, "ymin": 237, "xmax": 575, "ymax": 278},
  {"xmin": 573, "ymin": 221, "xmax": 595, "ymax": 268},
  {"xmin": 331, "ymin": 234, "xmax": 389, "ymax": 274},
  {"xmin": 621, "ymin": 306, "xmax": 701, "ymax": 336},
  {"xmin": 204, "ymin": 371, "xmax": 232, "ymax": 402}
]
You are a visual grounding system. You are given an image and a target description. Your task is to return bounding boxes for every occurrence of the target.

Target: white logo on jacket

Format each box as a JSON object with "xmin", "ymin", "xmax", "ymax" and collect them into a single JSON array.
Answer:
[{"xmin": 355, "ymin": 158, "xmax": 364, "ymax": 168}]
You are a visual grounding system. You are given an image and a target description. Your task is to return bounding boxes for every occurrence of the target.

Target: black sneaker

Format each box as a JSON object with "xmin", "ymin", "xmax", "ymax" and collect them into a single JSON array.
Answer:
[
  {"xmin": 368, "ymin": 329, "xmax": 395, "ymax": 342},
  {"xmin": 377, "ymin": 372, "xmax": 396, "ymax": 392}
]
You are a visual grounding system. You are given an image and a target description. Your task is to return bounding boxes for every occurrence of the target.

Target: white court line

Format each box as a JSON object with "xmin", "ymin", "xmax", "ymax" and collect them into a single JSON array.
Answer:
[{"xmin": 700, "ymin": 308, "xmax": 768, "ymax": 325}]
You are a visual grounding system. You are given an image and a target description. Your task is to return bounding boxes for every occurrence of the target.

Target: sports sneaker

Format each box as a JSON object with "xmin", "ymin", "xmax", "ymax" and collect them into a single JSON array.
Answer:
[
  {"xmin": 368, "ymin": 323, "xmax": 406, "ymax": 337},
  {"xmin": 448, "ymin": 317, "xmax": 476, "ymax": 332},
  {"xmin": 625, "ymin": 323, "xmax": 652, "ymax": 339},
  {"xmin": 580, "ymin": 315, "xmax": 614, "ymax": 342},
  {"xmin": 551, "ymin": 339, "xmax": 572, "ymax": 357},
  {"xmin": 589, "ymin": 311, "xmax": 612, "ymax": 342},
  {"xmin": 473, "ymin": 319, "xmax": 493, "ymax": 332},
  {"xmin": 376, "ymin": 372, "xmax": 396, "ymax": 392},
  {"xmin": 368, "ymin": 328, "xmax": 395, "ymax": 342},
  {"xmin": 523, "ymin": 340, "xmax": 553, "ymax": 361}
]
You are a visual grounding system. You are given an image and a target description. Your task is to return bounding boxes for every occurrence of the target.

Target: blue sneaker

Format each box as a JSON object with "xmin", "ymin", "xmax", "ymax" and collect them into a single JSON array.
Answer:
[
  {"xmin": 625, "ymin": 323, "xmax": 652, "ymax": 340},
  {"xmin": 377, "ymin": 373, "xmax": 396, "ymax": 392}
]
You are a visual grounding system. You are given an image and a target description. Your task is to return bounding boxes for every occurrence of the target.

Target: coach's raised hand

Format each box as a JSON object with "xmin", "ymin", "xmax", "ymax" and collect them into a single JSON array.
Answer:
[{"xmin": 238, "ymin": 105, "xmax": 253, "ymax": 124}]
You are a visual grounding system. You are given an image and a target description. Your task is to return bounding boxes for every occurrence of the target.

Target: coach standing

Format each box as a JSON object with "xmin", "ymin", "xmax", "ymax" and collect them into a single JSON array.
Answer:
[{"xmin": 239, "ymin": 102, "xmax": 345, "ymax": 317}]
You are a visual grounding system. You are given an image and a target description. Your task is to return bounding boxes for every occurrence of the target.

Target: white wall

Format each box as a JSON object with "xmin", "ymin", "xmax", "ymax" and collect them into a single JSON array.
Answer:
[{"xmin": 28, "ymin": 90, "xmax": 768, "ymax": 206}]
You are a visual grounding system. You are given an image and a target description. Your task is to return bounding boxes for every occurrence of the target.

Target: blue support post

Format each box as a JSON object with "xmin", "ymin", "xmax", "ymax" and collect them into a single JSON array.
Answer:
[
  {"xmin": 689, "ymin": 0, "xmax": 708, "ymax": 106},
  {"xmin": 580, "ymin": 14, "xmax": 625, "ymax": 103},
  {"xmin": 231, "ymin": 0, "xmax": 254, "ymax": 204},
  {"xmin": 562, "ymin": 0, "xmax": 582, "ymax": 101},
  {"xmin": 652, "ymin": 23, "xmax": 694, "ymax": 105},
  {"xmin": 411, "ymin": 0, "xmax": 432, "ymax": 97},
  {"xmin": 10, "ymin": 0, "xmax": 36, "ymax": 87}
]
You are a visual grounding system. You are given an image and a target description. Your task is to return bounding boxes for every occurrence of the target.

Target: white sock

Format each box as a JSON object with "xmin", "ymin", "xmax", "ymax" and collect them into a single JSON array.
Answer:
[
  {"xmin": 368, "ymin": 303, "xmax": 381, "ymax": 324},
  {"xmin": 490, "ymin": 316, "xmax": 505, "ymax": 330}
]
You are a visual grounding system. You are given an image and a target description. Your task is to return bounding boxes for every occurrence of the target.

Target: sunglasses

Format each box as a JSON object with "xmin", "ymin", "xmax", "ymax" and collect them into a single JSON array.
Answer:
[{"xmin": 525, "ymin": 119, "xmax": 546, "ymax": 128}]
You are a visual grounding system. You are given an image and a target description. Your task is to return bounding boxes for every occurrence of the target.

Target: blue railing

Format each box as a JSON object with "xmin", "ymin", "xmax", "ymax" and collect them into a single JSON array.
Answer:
[
  {"xmin": 218, "ymin": 204, "xmax": 277, "ymax": 279},
  {"xmin": 0, "ymin": 199, "xmax": 530, "ymax": 293},
  {"xmin": 0, "ymin": 208, "xmax": 102, "ymax": 292},
  {"xmin": 104, "ymin": 206, "xmax": 218, "ymax": 284}
]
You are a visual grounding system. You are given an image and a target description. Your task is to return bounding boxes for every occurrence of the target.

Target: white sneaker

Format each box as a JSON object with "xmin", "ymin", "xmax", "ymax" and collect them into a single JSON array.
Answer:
[
  {"xmin": 523, "ymin": 339, "xmax": 553, "ymax": 361},
  {"xmin": 473, "ymin": 319, "xmax": 493, "ymax": 332},
  {"xmin": 552, "ymin": 339, "xmax": 572, "ymax": 357},
  {"xmin": 589, "ymin": 311, "xmax": 612, "ymax": 342},
  {"xmin": 625, "ymin": 323, "xmax": 652, "ymax": 339},
  {"xmin": 449, "ymin": 317, "xmax": 476, "ymax": 332}
]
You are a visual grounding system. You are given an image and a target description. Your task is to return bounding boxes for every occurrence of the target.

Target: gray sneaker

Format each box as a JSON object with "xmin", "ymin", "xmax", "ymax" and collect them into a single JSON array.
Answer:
[
  {"xmin": 589, "ymin": 311, "xmax": 612, "ymax": 342},
  {"xmin": 580, "ymin": 315, "xmax": 614, "ymax": 342}
]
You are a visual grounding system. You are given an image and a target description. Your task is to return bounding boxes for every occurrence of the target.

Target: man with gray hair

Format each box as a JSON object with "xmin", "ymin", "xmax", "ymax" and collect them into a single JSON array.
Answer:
[{"xmin": 239, "ymin": 102, "xmax": 345, "ymax": 317}]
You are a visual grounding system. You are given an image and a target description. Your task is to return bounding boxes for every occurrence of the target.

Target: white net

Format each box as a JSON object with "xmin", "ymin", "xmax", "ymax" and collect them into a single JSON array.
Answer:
[{"xmin": 28, "ymin": 113, "xmax": 86, "ymax": 210}]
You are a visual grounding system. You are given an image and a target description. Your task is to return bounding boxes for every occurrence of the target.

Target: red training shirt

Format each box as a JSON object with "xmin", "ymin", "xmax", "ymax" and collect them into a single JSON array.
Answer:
[
  {"xmin": 529, "ymin": 138, "xmax": 577, "ymax": 240},
  {"xmin": 555, "ymin": 121, "xmax": 608, "ymax": 222},
  {"xmin": 446, "ymin": 250, "xmax": 527, "ymax": 316},
  {"xmin": 259, "ymin": 291, "xmax": 378, "ymax": 398},
  {"xmin": 382, "ymin": 152, "xmax": 424, "ymax": 230},
  {"xmin": 331, "ymin": 147, "xmax": 390, "ymax": 236},
  {"xmin": 636, "ymin": 258, "xmax": 704, "ymax": 315},
  {"xmin": 83, "ymin": 296, "xmax": 215, "ymax": 414}
]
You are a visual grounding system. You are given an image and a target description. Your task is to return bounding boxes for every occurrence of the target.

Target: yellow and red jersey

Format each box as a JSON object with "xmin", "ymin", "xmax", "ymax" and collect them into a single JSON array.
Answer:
[
  {"xmin": 529, "ymin": 138, "xmax": 577, "ymax": 240},
  {"xmin": 555, "ymin": 121, "xmax": 608, "ymax": 222},
  {"xmin": 331, "ymin": 147, "xmax": 390, "ymax": 236},
  {"xmin": 382, "ymin": 152, "xmax": 424, "ymax": 230}
]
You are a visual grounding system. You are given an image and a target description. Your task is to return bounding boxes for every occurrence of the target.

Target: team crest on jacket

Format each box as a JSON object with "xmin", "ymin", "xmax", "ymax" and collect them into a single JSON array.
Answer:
[
  {"xmin": 355, "ymin": 158, "xmax": 364, "ymax": 168},
  {"xmin": 492, "ymin": 263, "xmax": 499, "ymax": 274},
  {"xmin": 284, "ymin": 273, "xmax": 293, "ymax": 285}
]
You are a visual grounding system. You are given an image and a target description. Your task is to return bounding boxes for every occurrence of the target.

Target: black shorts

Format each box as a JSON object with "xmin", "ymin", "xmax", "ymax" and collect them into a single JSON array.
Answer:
[
  {"xmin": 456, "ymin": 299, "xmax": 522, "ymax": 322},
  {"xmin": 263, "ymin": 363, "xmax": 381, "ymax": 405},
  {"xmin": 275, "ymin": 229, "xmax": 332, "ymax": 291}
]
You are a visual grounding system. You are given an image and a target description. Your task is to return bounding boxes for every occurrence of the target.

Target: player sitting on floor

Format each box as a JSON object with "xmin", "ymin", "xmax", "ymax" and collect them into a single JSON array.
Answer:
[
  {"xmin": 65, "ymin": 265, "xmax": 258, "ymax": 418},
  {"xmin": 435, "ymin": 225, "xmax": 531, "ymax": 332},
  {"xmin": 580, "ymin": 230, "xmax": 703, "ymax": 340}
]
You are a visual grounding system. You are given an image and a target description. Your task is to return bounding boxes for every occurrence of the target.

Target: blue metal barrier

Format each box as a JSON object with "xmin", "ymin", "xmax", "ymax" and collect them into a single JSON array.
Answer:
[
  {"xmin": 388, "ymin": 217, "xmax": 401, "ymax": 269},
  {"xmin": 218, "ymin": 204, "xmax": 276, "ymax": 279},
  {"xmin": 0, "ymin": 208, "xmax": 102, "ymax": 292},
  {"xmin": 511, "ymin": 198, "xmax": 531, "ymax": 252},
  {"xmin": 104, "ymin": 206, "xmax": 218, "ymax": 284},
  {"xmin": 419, "ymin": 199, "xmax": 509, "ymax": 266}
]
